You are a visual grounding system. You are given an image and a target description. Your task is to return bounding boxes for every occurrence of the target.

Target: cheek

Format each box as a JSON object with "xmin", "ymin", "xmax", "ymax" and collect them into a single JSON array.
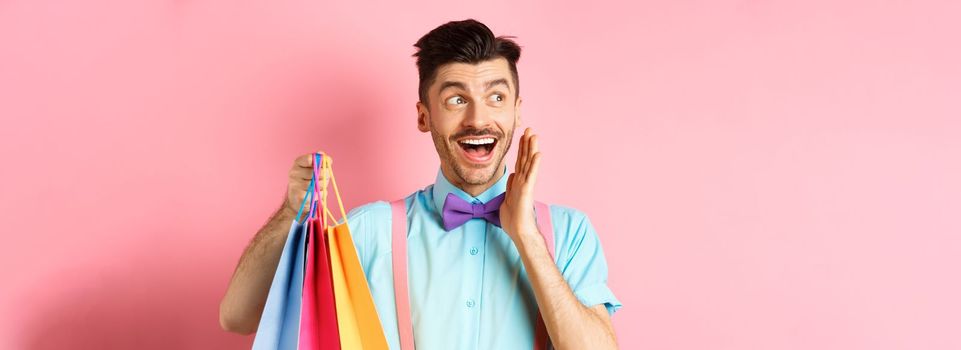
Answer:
[
  {"xmin": 431, "ymin": 112, "xmax": 460, "ymax": 134},
  {"xmin": 495, "ymin": 113, "xmax": 516, "ymax": 133}
]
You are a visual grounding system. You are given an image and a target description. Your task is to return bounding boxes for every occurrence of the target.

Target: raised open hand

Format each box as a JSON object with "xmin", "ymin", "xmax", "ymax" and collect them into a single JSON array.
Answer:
[{"xmin": 499, "ymin": 127, "xmax": 542, "ymax": 241}]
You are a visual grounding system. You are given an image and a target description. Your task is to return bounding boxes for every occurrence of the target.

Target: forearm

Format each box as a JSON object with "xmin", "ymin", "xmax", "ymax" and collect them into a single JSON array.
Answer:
[
  {"xmin": 219, "ymin": 200, "xmax": 297, "ymax": 334},
  {"xmin": 516, "ymin": 231, "xmax": 618, "ymax": 350}
]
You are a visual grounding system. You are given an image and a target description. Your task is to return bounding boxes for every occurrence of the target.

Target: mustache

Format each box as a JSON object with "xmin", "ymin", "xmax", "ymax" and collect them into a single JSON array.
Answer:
[{"xmin": 451, "ymin": 129, "xmax": 502, "ymax": 140}]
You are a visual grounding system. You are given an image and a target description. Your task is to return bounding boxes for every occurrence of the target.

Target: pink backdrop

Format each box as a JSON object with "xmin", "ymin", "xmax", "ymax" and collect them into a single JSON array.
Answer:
[{"xmin": 2, "ymin": 0, "xmax": 959, "ymax": 349}]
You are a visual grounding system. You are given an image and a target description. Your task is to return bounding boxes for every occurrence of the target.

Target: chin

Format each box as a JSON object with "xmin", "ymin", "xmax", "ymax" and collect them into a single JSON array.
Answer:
[{"xmin": 454, "ymin": 159, "xmax": 498, "ymax": 185}]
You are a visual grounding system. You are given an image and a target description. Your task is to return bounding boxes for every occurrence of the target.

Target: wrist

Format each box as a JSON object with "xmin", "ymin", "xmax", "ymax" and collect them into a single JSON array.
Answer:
[
  {"xmin": 514, "ymin": 227, "xmax": 545, "ymax": 252},
  {"xmin": 277, "ymin": 200, "xmax": 298, "ymax": 221}
]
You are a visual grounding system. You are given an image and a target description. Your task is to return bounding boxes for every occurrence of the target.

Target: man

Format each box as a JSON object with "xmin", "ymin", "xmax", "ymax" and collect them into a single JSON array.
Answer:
[{"xmin": 220, "ymin": 19, "xmax": 622, "ymax": 349}]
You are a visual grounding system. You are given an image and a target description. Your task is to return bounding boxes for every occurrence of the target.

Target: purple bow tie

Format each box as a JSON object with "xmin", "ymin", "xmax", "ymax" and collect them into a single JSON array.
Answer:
[{"xmin": 441, "ymin": 192, "xmax": 506, "ymax": 231}]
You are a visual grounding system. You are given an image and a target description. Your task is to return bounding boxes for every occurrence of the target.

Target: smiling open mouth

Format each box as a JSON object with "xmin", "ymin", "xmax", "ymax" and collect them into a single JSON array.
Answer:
[{"xmin": 457, "ymin": 137, "xmax": 497, "ymax": 163}]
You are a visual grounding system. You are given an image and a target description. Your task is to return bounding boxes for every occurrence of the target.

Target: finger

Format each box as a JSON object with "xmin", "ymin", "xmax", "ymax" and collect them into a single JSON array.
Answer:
[
  {"xmin": 521, "ymin": 132, "xmax": 532, "ymax": 175},
  {"xmin": 513, "ymin": 128, "xmax": 526, "ymax": 174},
  {"xmin": 287, "ymin": 182, "xmax": 306, "ymax": 204},
  {"xmin": 524, "ymin": 134, "xmax": 538, "ymax": 175},
  {"xmin": 506, "ymin": 173, "xmax": 515, "ymax": 192},
  {"xmin": 294, "ymin": 153, "xmax": 313, "ymax": 168},
  {"xmin": 291, "ymin": 189, "xmax": 313, "ymax": 213},
  {"xmin": 288, "ymin": 176, "xmax": 312, "ymax": 192},
  {"xmin": 526, "ymin": 152, "xmax": 541, "ymax": 184},
  {"xmin": 516, "ymin": 128, "xmax": 526, "ymax": 171},
  {"xmin": 519, "ymin": 127, "xmax": 530, "ymax": 175},
  {"xmin": 512, "ymin": 143, "xmax": 523, "ymax": 176},
  {"xmin": 530, "ymin": 132, "xmax": 539, "ymax": 156},
  {"xmin": 293, "ymin": 188, "xmax": 307, "ymax": 204},
  {"xmin": 289, "ymin": 166, "xmax": 313, "ymax": 181}
]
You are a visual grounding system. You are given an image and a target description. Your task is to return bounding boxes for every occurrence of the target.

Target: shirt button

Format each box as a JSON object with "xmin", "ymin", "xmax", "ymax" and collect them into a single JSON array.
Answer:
[
  {"xmin": 469, "ymin": 247, "xmax": 479, "ymax": 255},
  {"xmin": 466, "ymin": 299, "xmax": 475, "ymax": 308}
]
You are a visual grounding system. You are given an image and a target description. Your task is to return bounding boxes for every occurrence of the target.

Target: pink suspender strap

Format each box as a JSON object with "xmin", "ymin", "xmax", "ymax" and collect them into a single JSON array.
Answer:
[
  {"xmin": 533, "ymin": 200, "xmax": 556, "ymax": 264},
  {"xmin": 390, "ymin": 199, "xmax": 415, "ymax": 350},
  {"xmin": 532, "ymin": 200, "xmax": 554, "ymax": 350},
  {"xmin": 389, "ymin": 198, "xmax": 555, "ymax": 350}
]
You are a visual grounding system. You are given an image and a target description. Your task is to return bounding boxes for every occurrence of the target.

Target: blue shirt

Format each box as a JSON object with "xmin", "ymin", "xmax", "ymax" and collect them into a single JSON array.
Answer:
[{"xmin": 335, "ymin": 164, "xmax": 622, "ymax": 349}]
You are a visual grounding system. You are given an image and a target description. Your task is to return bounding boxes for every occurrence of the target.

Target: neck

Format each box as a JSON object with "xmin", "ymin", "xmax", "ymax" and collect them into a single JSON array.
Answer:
[{"xmin": 441, "ymin": 163, "xmax": 505, "ymax": 197}]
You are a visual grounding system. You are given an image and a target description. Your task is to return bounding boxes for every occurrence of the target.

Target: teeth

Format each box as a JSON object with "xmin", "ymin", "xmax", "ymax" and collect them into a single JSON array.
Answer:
[{"xmin": 459, "ymin": 138, "xmax": 495, "ymax": 145}]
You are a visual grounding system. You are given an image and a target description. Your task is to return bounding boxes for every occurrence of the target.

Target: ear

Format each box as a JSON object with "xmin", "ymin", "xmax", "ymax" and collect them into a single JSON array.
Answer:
[{"xmin": 416, "ymin": 100, "xmax": 430, "ymax": 133}]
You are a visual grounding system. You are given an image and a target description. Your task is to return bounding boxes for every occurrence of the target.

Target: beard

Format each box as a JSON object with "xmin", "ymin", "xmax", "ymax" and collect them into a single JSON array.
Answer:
[{"xmin": 430, "ymin": 123, "xmax": 515, "ymax": 186}]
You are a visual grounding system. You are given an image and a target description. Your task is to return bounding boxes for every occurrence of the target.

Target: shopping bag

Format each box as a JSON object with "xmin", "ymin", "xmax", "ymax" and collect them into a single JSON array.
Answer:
[
  {"xmin": 251, "ymin": 178, "xmax": 313, "ymax": 350},
  {"xmin": 299, "ymin": 153, "xmax": 341, "ymax": 349},
  {"xmin": 317, "ymin": 154, "xmax": 389, "ymax": 349}
]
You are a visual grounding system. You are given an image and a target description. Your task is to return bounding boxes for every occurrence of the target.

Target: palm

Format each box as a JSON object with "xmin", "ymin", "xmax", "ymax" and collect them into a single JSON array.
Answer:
[{"xmin": 500, "ymin": 127, "xmax": 542, "ymax": 241}]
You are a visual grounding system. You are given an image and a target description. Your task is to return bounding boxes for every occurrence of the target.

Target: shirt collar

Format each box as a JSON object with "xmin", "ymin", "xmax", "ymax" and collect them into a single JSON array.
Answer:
[{"xmin": 431, "ymin": 163, "xmax": 509, "ymax": 218}]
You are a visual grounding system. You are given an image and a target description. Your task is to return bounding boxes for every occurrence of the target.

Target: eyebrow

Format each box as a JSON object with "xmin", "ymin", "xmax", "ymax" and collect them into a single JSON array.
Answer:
[{"xmin": 438, "ymin": 78, "xmax": 511, "ymax": 94}]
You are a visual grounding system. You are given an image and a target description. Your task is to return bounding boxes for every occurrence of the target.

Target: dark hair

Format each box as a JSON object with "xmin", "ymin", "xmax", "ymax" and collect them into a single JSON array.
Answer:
[{"xmin": 413, "ymin": 19, "xmax": 522, "ymax": 104}]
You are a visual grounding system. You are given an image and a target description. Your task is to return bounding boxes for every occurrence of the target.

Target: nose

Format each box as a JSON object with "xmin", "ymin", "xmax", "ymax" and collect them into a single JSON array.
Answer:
[{"xmin": 461, "ymin": 101, "xmax": 493, "ymax": 130}]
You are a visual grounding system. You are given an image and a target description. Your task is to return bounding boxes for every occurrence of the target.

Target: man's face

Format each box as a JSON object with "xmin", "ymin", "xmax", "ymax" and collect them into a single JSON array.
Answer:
[{"xmin": 417, "ymin": 57, "xmax": 521, "ymax": 189}]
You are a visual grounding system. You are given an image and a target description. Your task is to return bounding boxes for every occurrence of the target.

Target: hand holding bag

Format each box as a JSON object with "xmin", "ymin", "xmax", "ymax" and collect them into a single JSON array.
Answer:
[{"xmin": 299, "ymin": 153, "xmax": 342, "ymax": 349}]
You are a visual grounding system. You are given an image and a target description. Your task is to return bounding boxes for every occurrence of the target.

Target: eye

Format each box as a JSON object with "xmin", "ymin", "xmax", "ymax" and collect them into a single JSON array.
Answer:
[
  {"xmin": 489, "ymin": 94, "xmax": 504, "ymax": 102},
  {"xmin": 446, "ymin": 96, "xmax": 466, "ymax": 105}
]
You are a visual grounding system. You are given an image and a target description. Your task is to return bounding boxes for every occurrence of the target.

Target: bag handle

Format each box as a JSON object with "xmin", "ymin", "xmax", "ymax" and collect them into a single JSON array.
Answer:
[
  {"xmin": 294, "ymin": 152, "xmax": 343, "ymax": 225},
  {"xmin": 295, "ymin": 176, "xmax": 315, "ymax": 223},
  {"xmin": 313, "ymin": 152, "xmax": 348, "ymax": 226},
  {"xmin": 311, "ymin": 153, "xmax": 336, "ymax": 226}
]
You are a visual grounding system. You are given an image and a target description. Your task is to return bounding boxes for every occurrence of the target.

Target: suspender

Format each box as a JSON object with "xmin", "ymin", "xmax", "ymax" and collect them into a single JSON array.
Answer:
[
  {"xmin": 531, "ymin": 200, "xmax": 555, "ymax": 350},
  {"xmin": 389, "ymin": 198, "xmax": 555, "ymax": 350},
  {"xmin": 390, "ymin": 199, "xmax": 415, "ymax": 350}
]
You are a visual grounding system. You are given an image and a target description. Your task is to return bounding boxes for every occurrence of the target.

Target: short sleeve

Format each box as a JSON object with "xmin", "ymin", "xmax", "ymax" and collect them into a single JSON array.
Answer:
[
  {"xmin": 335, "ymin": 200, "xmax": 391, "ymax": 275},
  {"xmin": 552, "ymin": 205, "xmax": 623, "ymax": 317}
]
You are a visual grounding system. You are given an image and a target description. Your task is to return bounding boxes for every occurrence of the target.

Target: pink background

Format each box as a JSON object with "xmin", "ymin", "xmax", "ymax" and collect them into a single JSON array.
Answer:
[{"xmin": 2, "ymin": 0, "xmax": 959, "ymax": 349}]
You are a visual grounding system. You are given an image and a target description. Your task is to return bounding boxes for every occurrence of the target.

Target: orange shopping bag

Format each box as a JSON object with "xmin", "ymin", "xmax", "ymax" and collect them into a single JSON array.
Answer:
[{"xmin": 315, "ymin": 153, "xmax": 389, "ymax": 350}]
